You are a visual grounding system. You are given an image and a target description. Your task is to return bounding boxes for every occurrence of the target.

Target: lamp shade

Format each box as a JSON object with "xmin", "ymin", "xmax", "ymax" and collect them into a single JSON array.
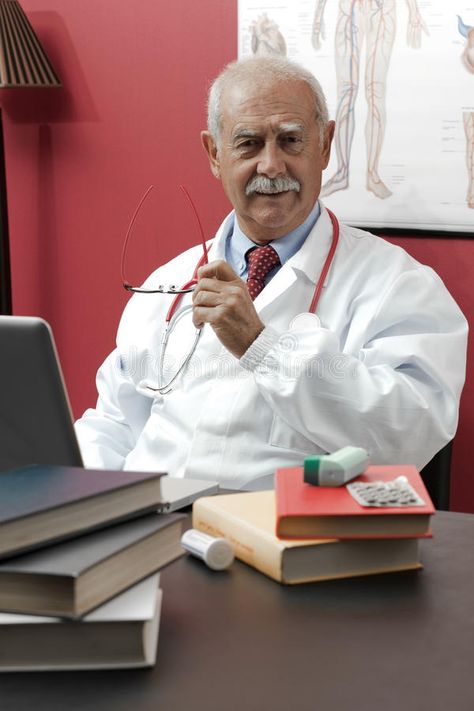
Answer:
[{"xmin": 0, "ymin": 0, "xmax": 60, "ymax": 87}]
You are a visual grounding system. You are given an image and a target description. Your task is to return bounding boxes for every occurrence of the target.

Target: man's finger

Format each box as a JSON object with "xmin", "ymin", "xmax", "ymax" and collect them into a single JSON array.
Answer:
[
  {"xmin": 192, "ymin": 289, "xmax": 224, "ymax": 307},
  {"xmin": 193, "ymin": 280, "xmax": 245, "ymax": 302},
  {"xmin": 192, "ymin": 305, "xmax": 224, "ymax": 329},
  {"xmin": 192, "ymin": 277, "xmax": 225, "ymax": 297},
  {"xmin": 197, "ymin": 259, "xmax": 239, "ymax": 282}
]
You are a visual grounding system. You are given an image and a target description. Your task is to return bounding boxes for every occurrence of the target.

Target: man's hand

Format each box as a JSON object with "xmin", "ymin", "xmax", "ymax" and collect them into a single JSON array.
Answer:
[{"xmin": 192, "ymin": 260, "xmax": 265, "ymax": 359}]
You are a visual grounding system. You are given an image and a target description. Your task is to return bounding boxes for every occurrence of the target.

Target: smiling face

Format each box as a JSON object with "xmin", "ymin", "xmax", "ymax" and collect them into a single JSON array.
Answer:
[{"xmin": 201, "ymin": 77, "xmax": 334, "ymax": 244}]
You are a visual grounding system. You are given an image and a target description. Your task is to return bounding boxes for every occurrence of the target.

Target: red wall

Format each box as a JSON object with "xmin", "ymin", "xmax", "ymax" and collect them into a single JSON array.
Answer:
[{"xmin": 5, "ymin": 1, "xmax": 473, "ymax": 511}]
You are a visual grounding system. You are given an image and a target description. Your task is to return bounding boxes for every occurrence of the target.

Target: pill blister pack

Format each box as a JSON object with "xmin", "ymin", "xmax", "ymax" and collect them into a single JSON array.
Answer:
[{"xmin": 347, "ymin": 476, "xmax": 426, "ymax": 508}]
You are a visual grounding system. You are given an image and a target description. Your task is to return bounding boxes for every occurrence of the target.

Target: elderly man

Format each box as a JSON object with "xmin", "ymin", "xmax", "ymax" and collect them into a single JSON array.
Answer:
[{"xmin": 75, "ymin": 56, "xmax": 467, "ymax": 490}]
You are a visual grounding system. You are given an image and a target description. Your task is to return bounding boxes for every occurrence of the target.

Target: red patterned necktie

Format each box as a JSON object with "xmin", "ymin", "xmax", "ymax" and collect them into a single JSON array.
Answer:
[{"xmin": 245, "ymin": 245, "xmax": 281, "ymax": 300}]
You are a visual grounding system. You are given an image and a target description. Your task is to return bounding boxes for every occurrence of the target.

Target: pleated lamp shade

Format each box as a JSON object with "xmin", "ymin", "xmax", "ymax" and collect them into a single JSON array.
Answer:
[
  {"xmin": 0, "ymin": 0, "xmax": 60, "ymax": 87},
  {"xmin": 0, "ymin": 1, "xmax": 61, "ymax": 314}
]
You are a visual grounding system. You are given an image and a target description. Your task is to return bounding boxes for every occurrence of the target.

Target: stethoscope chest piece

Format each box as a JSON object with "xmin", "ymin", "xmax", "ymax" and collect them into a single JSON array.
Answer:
[{"xmin": 289, "ymin": 312, "xmax": 321, "ymax": 331}]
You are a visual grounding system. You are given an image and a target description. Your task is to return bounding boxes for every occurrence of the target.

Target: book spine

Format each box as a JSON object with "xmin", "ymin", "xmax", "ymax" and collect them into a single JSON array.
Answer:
[{"xmin": 192, "ymin": 501, "xmax": 283, "ymax": 583}]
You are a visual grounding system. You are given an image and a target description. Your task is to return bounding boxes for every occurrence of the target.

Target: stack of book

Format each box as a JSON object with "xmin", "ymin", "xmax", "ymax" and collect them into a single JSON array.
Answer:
[
  {"xmin": 193, "ymin": 465, "xmax": 434, "ymax": 585},
  {"xmin": 0, "ymin": 464, "xmax": 186, "ymax": 671}
]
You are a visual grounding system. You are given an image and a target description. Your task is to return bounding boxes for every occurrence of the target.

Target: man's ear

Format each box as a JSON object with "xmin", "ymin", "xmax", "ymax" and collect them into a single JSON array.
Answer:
[
  {"xmin": 321, "ymin": 120, "xmax": 335, "ymax": 169},
  {"xmin": 201, "ymin": 131, "xmax": 221, "ymax": 179}
]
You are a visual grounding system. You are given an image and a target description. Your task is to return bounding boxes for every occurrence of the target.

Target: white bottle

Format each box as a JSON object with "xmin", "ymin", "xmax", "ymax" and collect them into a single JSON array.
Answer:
[{"xmin": 181, "ymin": 529, "xmax": 234, "ymax": 571}]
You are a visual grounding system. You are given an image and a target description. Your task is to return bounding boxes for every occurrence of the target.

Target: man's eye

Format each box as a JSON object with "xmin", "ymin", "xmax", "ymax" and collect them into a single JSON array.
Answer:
[
  {"xmin": 235, "ymin": 140, "xmax": 261, "ymax": 155},
  {"xmin": 280, "ymin": 135, "xmax": 304, "ymax": 152}
]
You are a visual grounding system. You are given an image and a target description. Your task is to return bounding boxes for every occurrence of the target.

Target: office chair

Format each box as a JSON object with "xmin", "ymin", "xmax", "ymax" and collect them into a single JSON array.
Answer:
[{"xmin": 420, "ymin": 441, "xmax": 452, "ymax": 511}]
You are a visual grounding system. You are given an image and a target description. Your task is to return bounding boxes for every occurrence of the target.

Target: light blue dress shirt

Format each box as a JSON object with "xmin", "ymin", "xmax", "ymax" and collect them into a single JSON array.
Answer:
[{"xmin": 225, "ymin": 201, "xmax": 321, "ymax": 284}]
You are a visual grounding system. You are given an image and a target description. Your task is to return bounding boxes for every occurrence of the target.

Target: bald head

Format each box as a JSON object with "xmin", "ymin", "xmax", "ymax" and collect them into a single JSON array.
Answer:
[{"xmin": 207, "ymin": 56, "xmax": 329, "ymax": 146}]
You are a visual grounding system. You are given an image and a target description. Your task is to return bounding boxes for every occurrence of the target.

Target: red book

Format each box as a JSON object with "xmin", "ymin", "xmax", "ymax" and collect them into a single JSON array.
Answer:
[{"xmin": 275, "ymin": 465, "xmax": 435, "ymax": 539}]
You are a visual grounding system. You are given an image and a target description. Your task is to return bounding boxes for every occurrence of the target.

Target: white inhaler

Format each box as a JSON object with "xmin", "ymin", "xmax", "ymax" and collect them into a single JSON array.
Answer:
[{"xmin": 304, "ymin": 446, "xmax": 370, "ymax": 487}]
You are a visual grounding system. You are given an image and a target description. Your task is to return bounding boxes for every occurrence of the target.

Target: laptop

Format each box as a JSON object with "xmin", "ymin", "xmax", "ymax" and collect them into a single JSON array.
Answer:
[{"xmin": 0, "ymin": 316, "xmax": 218, "ymax": 511}]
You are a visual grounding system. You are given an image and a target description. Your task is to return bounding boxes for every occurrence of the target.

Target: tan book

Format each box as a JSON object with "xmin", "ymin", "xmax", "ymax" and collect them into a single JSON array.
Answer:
[{"xmin": 193, "ymin": 491, "xmax": 421, "ymax": 585}]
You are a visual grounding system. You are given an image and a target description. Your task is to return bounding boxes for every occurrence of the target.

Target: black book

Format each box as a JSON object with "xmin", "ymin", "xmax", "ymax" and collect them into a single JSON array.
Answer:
[{"xmin": 0, "ymin": 513, "xmax": 184, "ymax": 618}]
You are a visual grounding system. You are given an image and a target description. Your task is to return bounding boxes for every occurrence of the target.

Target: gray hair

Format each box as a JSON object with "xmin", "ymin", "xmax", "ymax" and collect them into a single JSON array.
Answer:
[{"xmin": 207, "ymin": 56, "xmax": 329, "ymax": 145}]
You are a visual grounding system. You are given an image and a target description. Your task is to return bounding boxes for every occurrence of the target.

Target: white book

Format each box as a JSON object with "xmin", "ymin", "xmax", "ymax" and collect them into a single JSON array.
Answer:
[{"xmin": 0, "ymin": 574, "xmax": 162, "ymax": 671}]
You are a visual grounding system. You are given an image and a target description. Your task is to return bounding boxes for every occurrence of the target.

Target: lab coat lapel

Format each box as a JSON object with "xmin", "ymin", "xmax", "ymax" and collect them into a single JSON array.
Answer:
[
  {"xmin": 287, "ymin": 205, "xmax": 335, "ymax": 287},
  {"xmin": 253, "ymin": 263, "xmax": 297, "ymax": 313},
  {"xmin": 207, "ymin": 213, "xmax": 233, "ymax": 261}
]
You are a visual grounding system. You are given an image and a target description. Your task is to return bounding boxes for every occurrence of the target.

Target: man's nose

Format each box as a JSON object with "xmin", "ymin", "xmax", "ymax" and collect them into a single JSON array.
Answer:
[{"xmin": 256, "ymin": 141, "xmax": 286, "ymax": 178}]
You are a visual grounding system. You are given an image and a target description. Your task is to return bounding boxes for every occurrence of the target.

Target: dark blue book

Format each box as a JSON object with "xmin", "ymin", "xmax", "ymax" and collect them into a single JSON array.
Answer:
[{"xmin": 0, "ymin": 464, "xmax": 165, "ymax": 558}]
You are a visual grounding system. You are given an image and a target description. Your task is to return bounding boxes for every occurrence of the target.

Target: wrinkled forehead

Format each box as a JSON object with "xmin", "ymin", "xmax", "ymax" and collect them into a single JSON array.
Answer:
[{"xmin": 220, "ymin": 77, "xmax": 316, "ymax": 133}]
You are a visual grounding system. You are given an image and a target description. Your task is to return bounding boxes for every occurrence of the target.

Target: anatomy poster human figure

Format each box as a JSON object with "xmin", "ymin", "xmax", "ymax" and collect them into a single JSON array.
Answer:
[
  {"xmin": 315, "ymin": 0, "xmax": 428, "ymax": 201},
  {"xmin": 238, "ymin": 0, "xmax": 474, "ymax": 232}
]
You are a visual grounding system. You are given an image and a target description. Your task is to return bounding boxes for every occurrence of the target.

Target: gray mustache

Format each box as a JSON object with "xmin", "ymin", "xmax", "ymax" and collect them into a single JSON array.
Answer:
[{"xmin": 245, "ymin": 175, "xmax": 301, "ymax": 196}]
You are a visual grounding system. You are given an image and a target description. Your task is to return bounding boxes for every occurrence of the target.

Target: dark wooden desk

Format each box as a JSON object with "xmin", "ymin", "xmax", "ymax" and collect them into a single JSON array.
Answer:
[{"xmin": 1, "ymin": 511, "xmax": 474, "ymax": 711}]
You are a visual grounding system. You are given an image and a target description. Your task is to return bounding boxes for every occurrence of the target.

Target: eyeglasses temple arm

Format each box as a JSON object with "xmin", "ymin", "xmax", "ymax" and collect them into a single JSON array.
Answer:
[
  {"xmin": 179, "ymin": 184, "xmax": 209, "ymax": 266},
  {"xmin": 121, "ymin": 184, "xmax": 155, "ymax": 288}
]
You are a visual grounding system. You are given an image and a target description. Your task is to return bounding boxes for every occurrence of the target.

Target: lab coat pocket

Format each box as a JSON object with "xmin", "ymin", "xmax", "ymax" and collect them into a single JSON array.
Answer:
[{"xmin": 270, "ymin": 414, "xmax": 317, "ymax": 454}]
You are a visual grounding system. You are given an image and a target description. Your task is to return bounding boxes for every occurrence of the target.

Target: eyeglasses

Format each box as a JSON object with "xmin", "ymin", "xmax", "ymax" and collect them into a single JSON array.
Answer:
[
  {"xmin": 120, "ymin": 184, "xmax": 209, "ymax": 295},
  {"xmin": 120, "ymin": 185, "xmax": 211, "ymax": 395}
]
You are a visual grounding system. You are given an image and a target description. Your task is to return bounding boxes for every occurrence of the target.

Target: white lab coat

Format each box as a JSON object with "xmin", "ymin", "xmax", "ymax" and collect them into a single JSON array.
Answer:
[{"xmin": 75, "ymin": 205, "xmax": 468, "ymax": 489}]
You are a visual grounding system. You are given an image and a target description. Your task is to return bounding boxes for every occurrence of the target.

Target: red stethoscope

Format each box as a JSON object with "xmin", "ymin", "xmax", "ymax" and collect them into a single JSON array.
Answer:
[{"xmin": 121, "ymin": 186, "xmax": 340, "ymax": 394}]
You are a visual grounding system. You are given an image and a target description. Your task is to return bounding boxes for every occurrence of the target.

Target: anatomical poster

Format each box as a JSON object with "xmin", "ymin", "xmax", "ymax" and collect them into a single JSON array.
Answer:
[{"xmin": 238, "ymin": 0, "xmax": 474, "ymax": 233}]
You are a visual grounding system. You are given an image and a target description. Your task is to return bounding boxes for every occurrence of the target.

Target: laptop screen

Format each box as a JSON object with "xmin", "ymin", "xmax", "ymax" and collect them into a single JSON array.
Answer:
[{"xmin": 0, "ymin": 316, "xmax": 83, "ymax": 473}]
